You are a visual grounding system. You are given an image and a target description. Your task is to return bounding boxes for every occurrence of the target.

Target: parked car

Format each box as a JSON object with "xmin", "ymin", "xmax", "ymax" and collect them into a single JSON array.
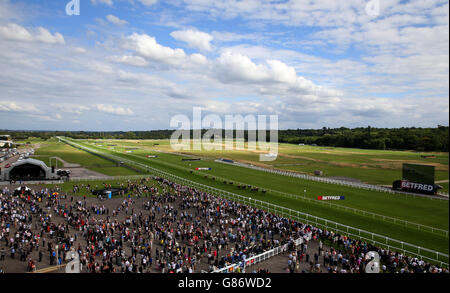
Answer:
[{"xmin": 57, "ymin": 169, "xmax": 71, "ymax": 177}]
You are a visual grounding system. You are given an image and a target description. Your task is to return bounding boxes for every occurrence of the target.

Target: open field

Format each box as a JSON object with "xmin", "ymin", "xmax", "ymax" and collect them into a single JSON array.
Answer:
[
  {"xmin": 92, "ymin": 139, "xmax": 449, "ymax": 192},
  {"xmin": 53, "ymin": 138, "xmax": 449, "ymax": 262},
  {"xmin": 19, "ymin": 138, "xmax": 141, "ymax": 177},
  {"xmin": 440, "ymin": 182, "xmax": 449, "ymax": 193}
]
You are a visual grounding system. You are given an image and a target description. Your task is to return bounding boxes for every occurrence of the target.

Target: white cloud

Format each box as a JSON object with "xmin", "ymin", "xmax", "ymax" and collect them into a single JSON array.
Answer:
[
  {"xmin": 212, "ymin": 31, "xmax": 255, "ymax": 43},
  {"xmin": 72, "ymin": 47, "xmax": 87, "ymax": 54},
  {"xmin": 0, "ymin": 23, "xmax": 64, "ymax": 44},
  {"xmin": 0, "ymin": 0, "xmax": 447, "ymax": 130},
  {"xmin": 0, "ymin": 0, "xmax": 23, "ymax": 22},
  {"xmin": 0, "ymin": 23, "xmax": 31, "ymax": 41},
  {"xmin": 138, "ymin": 0, "xmax": 158, "ymax": 6},
  {"xmin": 94, "ymin": 104, "xmax": 134, "ymax": 116},
  {"xmin": 190, "ymin": 53, "xmax": 208, "ymax": 65},
  {"xmin": 110, "ymin": 55, "xmax": 149, "ymax": 67},
  {"xmin": 52, "ymin": 104, "xmax": 90, "ymax": 115},
  {"xmin": 118, "ymin": 33, "xmax": 345, "ymax": 110},
  {"xmin": 120, "ymin": 34, "xmax": 333, "ymax": 102},
  {"xmin": 215, "ymin": 52, "xmax": 319, "ymax": 96},
  {"xmin": 91, "ymin": 0, "xmax": 113, "ymax": 6},
  {"xmin": 35, "ymin": 27, "xmax": 65, "ymax": 44},
  {"xmin": 216, "ymin": 52, "xmax": 271, "ymax": 83},
  {"xmin": 123, "ymin": 33, "xmax": 187, "ymax": 65},
  {"xmin": 170, "ymin": 29, "xmax": 213, "ymax": 51},
  {"xmin": 106, "ymin": 14, "xmax": 128, "ymax": 26},
  {"xmin": 0, "ymin": 101, "xmax": 39, "ymax": 113}
]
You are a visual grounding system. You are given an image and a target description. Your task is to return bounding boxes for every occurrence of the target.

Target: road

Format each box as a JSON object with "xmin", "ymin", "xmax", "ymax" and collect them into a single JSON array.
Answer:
[
  {"xmin": 1, "ymin": 146, "xmax": 35, "ymax": 173},
  {"xmin": 0, "ymin": 154, "xmax": 19, "ymax": 169}
]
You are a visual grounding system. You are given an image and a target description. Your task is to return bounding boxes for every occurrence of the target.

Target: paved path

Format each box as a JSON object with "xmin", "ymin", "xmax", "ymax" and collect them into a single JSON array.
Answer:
[
  {"xmin": 47, "ymin": 157, "xmax": 80, "ymax": 168},
  {"xmin": 0, "ymin": 154, "xmax": 18, "ymax": 168}
]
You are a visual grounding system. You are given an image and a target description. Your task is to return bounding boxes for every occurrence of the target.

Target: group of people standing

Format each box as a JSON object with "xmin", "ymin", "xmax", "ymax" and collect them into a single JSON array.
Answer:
[{"xmin": 0, "ymin": 178, "xmax": 447, "ymax": 274}]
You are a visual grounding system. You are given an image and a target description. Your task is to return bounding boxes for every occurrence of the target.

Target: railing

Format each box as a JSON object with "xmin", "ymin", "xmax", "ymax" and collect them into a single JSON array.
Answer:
[
  {"xmin": 68, "ymin": 174, "xmax": 150, "ymax": 182},
  {"xmin": 213, "ymin": 245, "xmax": 286, "ymax": 273},
  {"xmin": 98, "ymin": 143, "xmax": 450, "ymax": 237},
  {"xmin": 216, "ymin": 160, "xmax": 449, "ymax": 200},
  {"xmin": 66, "ymin": 140, "xmax": 449, "ymax": 238},
  {"xmin": 0, "ymin": 180, "xmax": 64, "ymax": 185},
  {"xmin": 213, "ymin": 237, "xmax": 308, "ymax": 273},
  {"xmin": 57, "ymin": 137, "xmax": 450, "ymax": 267},
  {"xmin": 202, "ymin": 163, "xmax": 449, "ymax": 238}
]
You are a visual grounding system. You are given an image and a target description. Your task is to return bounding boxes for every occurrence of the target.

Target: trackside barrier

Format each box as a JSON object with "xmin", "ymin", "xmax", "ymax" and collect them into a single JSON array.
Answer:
[
  {"xmin": 261, "ymin": 188, "xmax": 448, "ymax": 237},
  {"xmin": 57, "ymin": 137, "xmax": 449, "ymax": 267},
  {"xmin": 66, "ymin": 140, "xmax": 449, "ymax": 238},
  {"xmin": 68, "ymin": 175, "xmax": 151, "ymax": 182},
  {"xmin": 216, "ymin": 160, "xmax": 449, "ymax": 200},
  {"xmin": 202, "ymin": 163, "xmax": 449, "ymax": 238},
  {"xmin": 0, "ymin": 180, "xmax": 64, "ymax": 185},
  {"xmin": 70, "ymin": 161, "xmax": 448, "ymax": 238},
  {"xmin": 213, "ymin": 236, "xmax": 308, "ymax": 273},
  {"xmin": 74, "ymin": 143, "xmax": 449, "ymax": 238}
]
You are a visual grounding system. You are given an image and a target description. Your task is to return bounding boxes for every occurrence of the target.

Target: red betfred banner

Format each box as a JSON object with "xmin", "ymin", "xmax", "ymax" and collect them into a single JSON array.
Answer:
[{"xmin": 317, "ymin": 196, "xmax": 345, "ymax": 200}]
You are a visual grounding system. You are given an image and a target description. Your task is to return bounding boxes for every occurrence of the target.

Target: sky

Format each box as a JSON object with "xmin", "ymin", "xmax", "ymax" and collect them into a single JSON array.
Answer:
[{"xmin": 0, "ymin": 0, "xmax": 448, "ymax": 131}]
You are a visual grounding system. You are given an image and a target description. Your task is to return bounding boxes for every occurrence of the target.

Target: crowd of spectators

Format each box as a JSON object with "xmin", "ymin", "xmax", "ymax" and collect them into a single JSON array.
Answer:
[{"xmin": 0, "ymin": 178, "xmax": 448, "ymax": 274}]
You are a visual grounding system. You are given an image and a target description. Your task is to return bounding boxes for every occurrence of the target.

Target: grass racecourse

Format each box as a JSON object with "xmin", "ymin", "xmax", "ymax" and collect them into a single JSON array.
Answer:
[
  {"xmin": 132, "ymin": 139, "xmax": 449, "ymax": 189},
  {"xmin": 20, "ymin": 138, "xmax": 140, "ymax": 176},
  {"xmin": 26, "ymin": 137, "xmax": 449, "ymax": 264}
]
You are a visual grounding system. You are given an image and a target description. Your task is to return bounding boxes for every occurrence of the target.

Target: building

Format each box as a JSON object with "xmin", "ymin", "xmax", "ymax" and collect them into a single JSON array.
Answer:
[
  {"xmin": 0, "ymin": 134, "xmax": 13, "ymax": 148},
  {"xmin": 1, "ymin": 158, "xmax": 59, "ymax": 181},
  {"xmin": 0, "ymin": 134, "xmax": 11, "ymax": 141}
]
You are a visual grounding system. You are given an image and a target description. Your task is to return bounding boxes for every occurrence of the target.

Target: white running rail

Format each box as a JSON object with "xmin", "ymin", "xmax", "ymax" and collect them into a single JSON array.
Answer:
[{"xmin": 57, "ymin": 137, "xmax": 449, "ymax": 267}]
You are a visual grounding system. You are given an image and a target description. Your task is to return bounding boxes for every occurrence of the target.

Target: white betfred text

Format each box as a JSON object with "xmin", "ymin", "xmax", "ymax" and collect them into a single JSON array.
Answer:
[{"xmin": 401, "ymin": 181, "xmax": 434, "ymax": 191}]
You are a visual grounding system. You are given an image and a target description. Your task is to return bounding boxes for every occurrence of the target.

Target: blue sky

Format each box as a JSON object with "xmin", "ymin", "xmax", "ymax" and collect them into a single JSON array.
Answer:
[{"xmin": 0, "ymin": 0, "xmax": 448, "ymax": 131}]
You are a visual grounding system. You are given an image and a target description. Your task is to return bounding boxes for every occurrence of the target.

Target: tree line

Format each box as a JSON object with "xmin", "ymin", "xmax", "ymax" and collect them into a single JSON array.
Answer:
[
  {"xmin": 1, "ymin": 125, "xmax": 448, "ymax": 152},
  {"xmin": 277, "ymin": 126, "xmax": 449, "ymax": 152}
]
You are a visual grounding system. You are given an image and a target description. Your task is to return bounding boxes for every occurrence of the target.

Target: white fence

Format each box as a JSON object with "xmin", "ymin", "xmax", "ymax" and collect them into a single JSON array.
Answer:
[
  {"xmin": 64, "ymin": 140, "xmax": 449, "ymax": 238},
  {"xmin": 68, "ymin": 174, "xmax": 150, "ymax": 182},
  {"xmin": 71, "ymin": 143, "xmax": 449, "ymax": 238},
  {"xmin": 67, "ymin": 171, "xmax": 448, "ymax": 238},
  {"xmin": 213, "ymin": 237, "xmax": 308, "ymax": 273},
  {"xmin": 205, "ymin": 163, "xmax": 449, "ymax": 238},
  {"xmin": 216, "ymin": 160, "xmax": 449, "ymax": 200},
  {"xmin": 57, "ymin": 137, "xmax": 449, "ymax": 267},
  {"xmin": 144, "ymin": 154, "xmax": 449, "ymax": 238},
  {"xmin": 0, "ymin": 180, "xmax": 64, "ymax": 185}
]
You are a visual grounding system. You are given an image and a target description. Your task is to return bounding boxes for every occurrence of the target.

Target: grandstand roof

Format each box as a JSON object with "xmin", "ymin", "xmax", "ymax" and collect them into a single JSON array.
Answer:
[{"xmin": 11, "ymin": 158, "xmax": 49, "ymax": 169}]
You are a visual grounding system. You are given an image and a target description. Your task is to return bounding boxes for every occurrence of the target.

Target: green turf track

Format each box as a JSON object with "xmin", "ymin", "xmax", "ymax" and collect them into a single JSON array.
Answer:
[
  {"xmin": 87, "ymin": 142, "xmax": 448, "ymax": 228},
  {"xmin": 33, "ymin": 141, "xmax": 140, "ymax": 176},
  {"xmin": 109, "ymin": 139, "xmax": 449, "ymax": 191},
  {"xmin": 65, "ymin": 139, "xmax": 449, "ymax": 258}
]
